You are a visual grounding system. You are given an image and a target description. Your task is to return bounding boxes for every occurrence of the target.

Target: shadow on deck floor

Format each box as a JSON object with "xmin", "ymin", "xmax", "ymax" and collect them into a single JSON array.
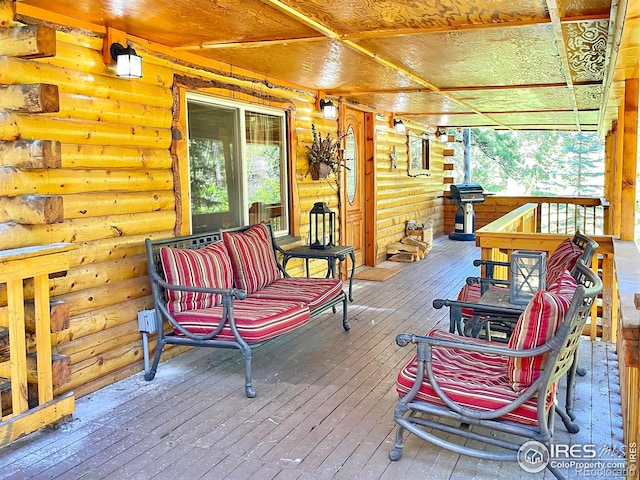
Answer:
[{"xmin": 0, "ymin": 237, "xmax": 626, "ymax": 479}]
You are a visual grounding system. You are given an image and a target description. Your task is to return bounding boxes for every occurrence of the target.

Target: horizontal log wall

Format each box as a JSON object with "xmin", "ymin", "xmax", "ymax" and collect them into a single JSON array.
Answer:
[
  {"xmin": 0, "ymin": 8, "xmax": 175, "ymax": 399},
  {"xmin": 374, "ymin": 123, "xmax": 446, "ymax": 261},
  {"xmin": 0, "ymin": 4, "xmax": 447, "ymax": 398}
]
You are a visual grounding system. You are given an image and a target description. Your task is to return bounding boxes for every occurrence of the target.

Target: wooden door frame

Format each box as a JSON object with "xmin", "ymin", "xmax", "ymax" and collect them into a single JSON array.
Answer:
[{"xmin": 339, "ymin": 106, "xmax": 377, "ymax": 267}]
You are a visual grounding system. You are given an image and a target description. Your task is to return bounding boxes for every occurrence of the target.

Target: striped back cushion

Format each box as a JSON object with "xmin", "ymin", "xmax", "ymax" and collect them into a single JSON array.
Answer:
[
  {"xmin": 223, "ymin": 223, "xmax": 280, "ymax": 294},
  {"xmin": 160, "ymin": 242, "xmax": 233, "ymax": 314},
  {"xmin": 507, "ymin": 270, "xmax": 577, "ymax": 392},
  {"xmin": 546, "ymin": 238, "xmax": 583, "ymax": 284}
]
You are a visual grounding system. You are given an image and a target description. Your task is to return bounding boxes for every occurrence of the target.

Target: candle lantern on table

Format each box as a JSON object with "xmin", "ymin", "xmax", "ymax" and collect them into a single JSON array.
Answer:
[
  {"xmin": 509, "ymin": 250, "xmax": 547, "ymax": 305},
  {"xmin": 309, "ymin": 202, "xmax": 335, "ymax": 249}
]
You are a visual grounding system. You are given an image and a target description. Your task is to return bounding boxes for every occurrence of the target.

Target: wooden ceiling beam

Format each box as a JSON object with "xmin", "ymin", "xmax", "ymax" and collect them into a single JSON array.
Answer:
[
  {"xmin": 597, "ymin": 0, "xmax": 626, "ymax": 137},
  {"xmin": 173, "ymin": 36, "xmax": 324, "ymax": 51},
  {"xmin": 171, "ymin": 12, "xmax": 613, "ymax": 50},
  {"xmin": 260, "ymin": 0, "xmax": 511, "ymax": 129},
  {"xmin": 328, "ymin": 81, "xmax": 602, "ymax": 96},
  {"xmin": 344, "ymin": 14, "xmax": 609, "ymax": 41},
  {"xmin": 400, "ymin": 109, "xmax": 597, "ymax": 117},
  {"xmin": 546, "ymin": 0, "xmax": 581, "ymax": 130}
]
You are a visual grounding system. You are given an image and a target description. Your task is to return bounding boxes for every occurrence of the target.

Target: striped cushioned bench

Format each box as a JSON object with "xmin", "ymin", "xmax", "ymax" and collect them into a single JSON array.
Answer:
[{"xmin": 145, "ymin": 222, "xmax": 349, "ymax": 398}]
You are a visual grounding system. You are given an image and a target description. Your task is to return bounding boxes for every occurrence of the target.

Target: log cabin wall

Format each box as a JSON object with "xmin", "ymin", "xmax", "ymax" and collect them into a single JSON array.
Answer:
[
  {"xmin": 374, "ymin": 120, "xmax": 446, "ymax": 261},
  {"xmin": 0, "ymin": 5, "xmax": 446, "ymax": 397}
]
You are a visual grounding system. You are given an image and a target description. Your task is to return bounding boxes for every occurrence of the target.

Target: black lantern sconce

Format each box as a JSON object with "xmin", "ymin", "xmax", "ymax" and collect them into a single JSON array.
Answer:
[
  {"xmin": 309, "ymin": 202, "xmax": 336, "ymax": 249},
  {"xmin": 110, "ymin": 40, "xmax": 142, "ymax": 79},
  {"xmin": 393, "ymin": 118, "xmax": 405, "ymax": 134},
  {"xmin": 319, "ymin": 98, "xmax": 337, "ymax": 119}
]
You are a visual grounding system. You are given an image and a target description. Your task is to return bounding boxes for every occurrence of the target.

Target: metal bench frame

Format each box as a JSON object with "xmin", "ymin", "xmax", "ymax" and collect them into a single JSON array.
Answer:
[{"xmin": 144, "ymin": 224, "xmax": 348, "ymax": 397}]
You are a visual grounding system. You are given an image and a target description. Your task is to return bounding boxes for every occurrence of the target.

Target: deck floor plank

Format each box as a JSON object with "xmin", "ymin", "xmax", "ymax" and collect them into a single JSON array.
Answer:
[{"xmin": 0, "ymin": 237, "xmax": 625, "ymax": 479}]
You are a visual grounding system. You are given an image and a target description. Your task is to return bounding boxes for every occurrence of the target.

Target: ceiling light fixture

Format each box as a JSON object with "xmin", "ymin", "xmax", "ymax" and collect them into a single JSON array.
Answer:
[{"xmin": 110, "ymin": 40, "xmax": 142, "ymax": 79}]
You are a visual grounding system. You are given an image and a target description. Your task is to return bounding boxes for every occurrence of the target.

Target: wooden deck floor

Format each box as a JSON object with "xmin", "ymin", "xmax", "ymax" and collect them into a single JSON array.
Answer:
[{"xmin": 0, "ymin": 237, "xmax": 625, "ymax": 479}]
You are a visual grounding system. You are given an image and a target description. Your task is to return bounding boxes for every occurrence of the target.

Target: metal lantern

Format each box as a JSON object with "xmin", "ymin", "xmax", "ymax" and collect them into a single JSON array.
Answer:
[
  {"xmin": 309, "ymin": 202, "xmax": 335, "ymax": 249},
  {"xmin": 509, "ymin": 250, "xmax": 547, "ymax": 305}
]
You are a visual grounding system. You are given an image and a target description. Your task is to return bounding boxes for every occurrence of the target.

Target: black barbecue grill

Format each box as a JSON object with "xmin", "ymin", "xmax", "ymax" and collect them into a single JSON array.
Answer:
[{"xmin": 442, "ymin": 183, "xmax": 489, "ymax": 241}]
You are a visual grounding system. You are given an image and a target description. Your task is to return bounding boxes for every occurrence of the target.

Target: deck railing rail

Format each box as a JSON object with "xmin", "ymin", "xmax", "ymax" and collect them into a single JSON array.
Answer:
[{"xmin": 446, "ymin": 195, "xmax": 610, "ymax": 237}]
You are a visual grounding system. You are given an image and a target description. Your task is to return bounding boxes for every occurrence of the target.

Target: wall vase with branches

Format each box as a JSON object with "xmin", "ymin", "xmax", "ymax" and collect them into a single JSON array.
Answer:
[{"xmin": 306, "ymin": 124, "xmax": 348, "ymax": 181}]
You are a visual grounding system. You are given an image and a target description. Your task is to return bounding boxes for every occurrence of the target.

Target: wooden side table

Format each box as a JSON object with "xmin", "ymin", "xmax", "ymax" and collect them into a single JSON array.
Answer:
[{"xmin": 281, "ymin": 245, "xmax": 355, "ymax": 302}]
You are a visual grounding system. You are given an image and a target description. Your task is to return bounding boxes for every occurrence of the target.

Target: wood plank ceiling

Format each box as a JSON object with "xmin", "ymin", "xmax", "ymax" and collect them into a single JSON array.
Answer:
[{"xmin": 15, "ymin": 0, "xmax": 637, "ymax": 134}]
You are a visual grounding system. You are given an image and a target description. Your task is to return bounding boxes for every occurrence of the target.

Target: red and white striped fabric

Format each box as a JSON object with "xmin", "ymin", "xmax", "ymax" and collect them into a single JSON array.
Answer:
[
  {"xmin": 172, "ymin": 297, "xmax": 310, "ymax": 343},
  {"xmin": 248, "ymin": 277, "xmax": 343, "ymax": 309},
  {"xmin": 223, "ymin": 223, "xmax": 281, "ymax": 294},
  {"xmin": 507, "ymin": 270, "xmax": 577, "ymax": 392},
  {"xmin": 160, "ymin": 242, "xmax": 234, "ymax": 314},
  {"xmin": 546, "ymin": 238, "xmax": 583, "ymax": 284},
  {"xmin": 396, "ymin": 329, "xmax": 554, "ymax": 426}
]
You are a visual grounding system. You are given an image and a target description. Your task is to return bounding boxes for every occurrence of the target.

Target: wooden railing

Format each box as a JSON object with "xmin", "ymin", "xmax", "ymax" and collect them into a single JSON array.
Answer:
[
  {"xmin": 535, "ymin": 196, "xmax": 609, "ymax": 235},
  {"xmin": 444, "ymin": 195, "xmax": 610, "ymax": 237},
  {"xmin": 0, "ymin": 243, "xmax": 76, "ymax": 447},
  {"xmin": 475, "ymin": 204, "xmax": 615, "ymax": 340}
]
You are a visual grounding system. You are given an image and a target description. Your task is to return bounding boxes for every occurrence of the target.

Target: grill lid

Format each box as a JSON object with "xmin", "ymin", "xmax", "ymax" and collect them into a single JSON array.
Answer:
[{"xmin": 449, "ymin": 183, "xmax": 485, "ymax": 202}]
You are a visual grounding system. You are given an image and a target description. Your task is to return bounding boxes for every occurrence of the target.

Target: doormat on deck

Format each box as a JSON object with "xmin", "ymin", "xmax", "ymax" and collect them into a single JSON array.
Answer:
[{"xmin": 353, "ymin": 267, "xmax": 400, "ymax": 282}]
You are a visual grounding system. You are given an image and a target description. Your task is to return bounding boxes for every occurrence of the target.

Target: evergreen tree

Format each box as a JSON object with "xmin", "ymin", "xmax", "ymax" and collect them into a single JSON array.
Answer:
[{"xmin": 466, "ymin": 129, "xmax": 603, "ymax": 196}]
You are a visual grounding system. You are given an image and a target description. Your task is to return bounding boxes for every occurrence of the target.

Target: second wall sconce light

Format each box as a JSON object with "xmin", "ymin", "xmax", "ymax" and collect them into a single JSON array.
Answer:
[
  {"xmin": 110, "ymin": 40, "xmax": 142, "ymax": 79},
  {"xmin": 319, "ymin": 98, "xmax": 337, "ymax": 119},
  {"xmin": 393, "ymin": 118, "xmax": 405, "ymax": 134}
]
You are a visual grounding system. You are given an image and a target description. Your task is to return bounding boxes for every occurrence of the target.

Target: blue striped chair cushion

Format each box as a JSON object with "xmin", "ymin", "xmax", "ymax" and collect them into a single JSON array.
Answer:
[
  {"xmin": 223, "ymin": 223, "xmax": 281, "ymax": 294},
  {"xmin": 396, "ymin": 328, "xmax": 555, "ymax": 426},
  {"xmin": 247, "ymin": 277, "xmax": 343, "ymax": 309},
  {"xmin": 172, "ymin": 297, "xmax": 310, "ymax": 343}
]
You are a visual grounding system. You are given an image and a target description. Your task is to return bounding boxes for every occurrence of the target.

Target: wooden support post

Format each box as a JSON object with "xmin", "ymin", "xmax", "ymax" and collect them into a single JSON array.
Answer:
[
  {"xmin": 0, "ymin": 25, "xmax": 56, "ymax": 58},
  {"xmin": 0, "ymin": 84, "xmax": 60, "ymax": 113},
  {"xmin": 6, "ymin": 277, "xmax": 28, "ymax": 416},
  {"xmin": 0, "ymin": 195, "xmax": 64, "ymax": 224},
  {"xmin": 621, "ymin": 78, "xmax": 638, "ymax": 241},
  {"xmin": 0, "ymin": 140, "xmax": 61, "ymax": 169}
]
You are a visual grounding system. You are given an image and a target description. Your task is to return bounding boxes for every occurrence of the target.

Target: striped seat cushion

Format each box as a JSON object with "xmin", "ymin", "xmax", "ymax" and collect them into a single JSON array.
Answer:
[
  {"xmin": 160, "ymin": 242, "xmax": 234, "ymax": 314},
  {"xmin": 507, "ymin": 270, "xmax": 577, "ymax": 392},
  {"xmin": 546, "ymin": 238, "xmax": 583, "ymax": 284},
  {"xmin": 247, "ymin": 277, "xmax": 344, "ymax": 310},
  {"xmin": 172, "ymin": 297, "xmax": 310, "ymax": 343},
  {"xmin": 396, "ymin": 329, "xmax": 554, "ymax": 426},
  {"xmin": 223, "ymin": 223, "xmax": 281, "ymax": 295}
]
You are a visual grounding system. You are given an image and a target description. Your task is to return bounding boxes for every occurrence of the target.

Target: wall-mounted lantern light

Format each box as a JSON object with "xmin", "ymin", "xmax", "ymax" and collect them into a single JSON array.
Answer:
[
  {"xmin": 110, "ymin": 40, "xmax": 142, "ymax": 79},
  {"xmin": 319, "ymin": 98, "xmax": 337, "ymax": 119},
  {"xmin": 393, "ymin": 118, "xmax": 405, "ymax": 134}
]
